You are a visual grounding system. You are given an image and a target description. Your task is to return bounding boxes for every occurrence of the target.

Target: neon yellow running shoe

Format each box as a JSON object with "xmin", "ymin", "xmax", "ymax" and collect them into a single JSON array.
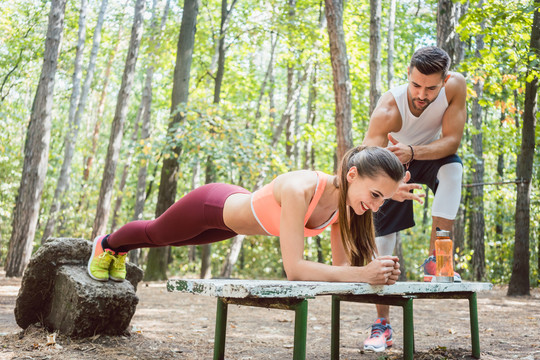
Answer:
[
  {"xmin": 109, "ymin": 253, "xmax": 127, "ymax": 282},
  {"xmin": 88, "ymin": 235, "xmax": 114, "ymax": 282}
]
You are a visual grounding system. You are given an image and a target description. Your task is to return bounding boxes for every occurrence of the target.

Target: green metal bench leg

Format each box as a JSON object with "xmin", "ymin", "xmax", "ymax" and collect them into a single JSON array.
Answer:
[
  {"xmin": 330, "ymin": 295, "xmax": 340, "ymax": 360},
  {"xmin": 402, "ymin": 297, "xmax": 414, "ymax": 360},
  {"xmin": 293, "ymin": 299, "xmax": 308, "ymax": 360},
  {"xmin": 469, "ymin": 292, "xmax": 480, "ymax": 358},
  {"xmin": 214, "ymin": 298, "xmax": 228, "ymax": 360}
]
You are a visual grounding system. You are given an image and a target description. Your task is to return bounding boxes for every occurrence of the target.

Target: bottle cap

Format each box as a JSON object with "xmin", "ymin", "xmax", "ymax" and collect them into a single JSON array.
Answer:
[{"xmin": 436, "ymin": 229, "xmax": 451, "ymax": 237}]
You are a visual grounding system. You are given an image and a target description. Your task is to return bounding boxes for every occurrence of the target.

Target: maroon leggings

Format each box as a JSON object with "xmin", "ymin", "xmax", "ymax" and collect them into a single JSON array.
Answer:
[{"xmin": 107, "ymin": 183, "xmax": 251, "ymax": 252}]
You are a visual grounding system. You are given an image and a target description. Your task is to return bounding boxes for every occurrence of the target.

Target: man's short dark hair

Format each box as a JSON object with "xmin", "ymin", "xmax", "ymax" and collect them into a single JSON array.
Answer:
[{"xmin": 409, "ymin": 46, "xmax": 451, "ymax": 78}]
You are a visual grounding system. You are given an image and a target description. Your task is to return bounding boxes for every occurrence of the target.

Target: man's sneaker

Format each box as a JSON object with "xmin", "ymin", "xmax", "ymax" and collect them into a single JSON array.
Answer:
[
  {"xmin": 109, "ymin": 253, "xmax": 127, "ymax": 282},
  {"xmin": 420, "ymin": 255, "xmax": 437, "ymax": 282},
  {"xmin": 363, "ymin": 318, "xmax": 393, "ymax": 352},
  {"xmin": 420, "ymin": 255, "xmax": 462, "ymax": 282},
  {"xmin": 87, "ymin": 235, "xmax": 114, "ymax": 282}
]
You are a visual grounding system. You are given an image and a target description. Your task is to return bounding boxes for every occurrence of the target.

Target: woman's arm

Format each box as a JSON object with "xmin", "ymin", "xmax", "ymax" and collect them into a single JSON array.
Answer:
[{"xmin": 277, "ymin": 174, "xmax": 399, "ymax": 284}]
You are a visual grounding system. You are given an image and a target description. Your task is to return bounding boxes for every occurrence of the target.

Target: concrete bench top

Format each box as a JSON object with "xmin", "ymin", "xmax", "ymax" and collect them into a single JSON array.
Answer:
[{"xmin": 167, "ymin": 279, "xmax": 492, "ymax": 299}]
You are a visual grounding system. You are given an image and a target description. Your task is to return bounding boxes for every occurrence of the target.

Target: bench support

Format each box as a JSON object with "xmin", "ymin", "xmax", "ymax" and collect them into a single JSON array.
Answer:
[
  {"xmin": 331, "ymin": 294, "xmax": 415, "ymax": 360},
  {"xmin": 330, "ymin": 291, "xmax": 481, "ymax": 360},
  {"xmin": 213, "ymin": 297, "xmax": 309, "ymax": 360}
]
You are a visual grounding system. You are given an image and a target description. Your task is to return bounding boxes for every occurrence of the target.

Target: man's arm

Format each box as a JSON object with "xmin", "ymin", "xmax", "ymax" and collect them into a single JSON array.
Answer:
[
  {"xmin": 362, "ymin": 92, "xmax": 402, "ymax": 147},
  {"xmin": 363, "ymin": 91, "xmax": 424, "ymax": 204},
  {"xmin": 395, "ymin": 72, "xmax": 467, "ymax": 161}
]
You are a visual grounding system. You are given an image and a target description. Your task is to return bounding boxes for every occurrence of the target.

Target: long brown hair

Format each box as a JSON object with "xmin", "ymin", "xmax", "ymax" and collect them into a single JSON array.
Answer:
[{"xmin": 334, "ymin": 146, "xmax": 404, "ymax": 266}]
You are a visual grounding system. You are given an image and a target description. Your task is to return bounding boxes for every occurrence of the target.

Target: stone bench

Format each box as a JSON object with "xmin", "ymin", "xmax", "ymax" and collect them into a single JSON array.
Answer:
[{"xmin": 167, "ymin": 279, "xmax": 492, "ymax": 360}]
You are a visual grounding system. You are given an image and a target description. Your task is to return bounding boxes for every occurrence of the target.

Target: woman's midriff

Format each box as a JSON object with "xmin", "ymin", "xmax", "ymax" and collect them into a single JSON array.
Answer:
[{"xmin": 223, "ymin": 193, "xmax": 267, "ymax": 235}]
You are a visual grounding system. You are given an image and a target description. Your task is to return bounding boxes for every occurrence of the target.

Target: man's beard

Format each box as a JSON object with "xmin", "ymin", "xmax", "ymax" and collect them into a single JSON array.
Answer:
[{"xmin": 411, "ymin": 96, "xmax": 434, "ymax": 111}]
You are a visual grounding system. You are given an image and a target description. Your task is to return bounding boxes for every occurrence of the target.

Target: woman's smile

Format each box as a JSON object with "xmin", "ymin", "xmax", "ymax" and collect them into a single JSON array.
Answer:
[{"xmin": 360, "ymin": 201, "xmax": 369, "ymax": 212}]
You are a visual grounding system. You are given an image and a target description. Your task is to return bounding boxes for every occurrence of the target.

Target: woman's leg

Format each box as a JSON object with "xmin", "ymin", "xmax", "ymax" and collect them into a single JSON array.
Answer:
[{"xmin": 106, "ymin": 183, "xmax": 249, "ymax": 251}]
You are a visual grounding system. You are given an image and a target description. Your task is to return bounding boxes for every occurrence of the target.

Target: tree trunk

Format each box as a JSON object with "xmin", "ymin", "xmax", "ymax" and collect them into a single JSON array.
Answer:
[
  {"xmin": 83, "ymin": 0, "xmax": 118, "ymax": 183},
  {"xmin": 436, "ymin": 0, "xmax": 457, "ymax": 64},
  {"xmin": 471, "ymin": 29, "xmax": 485, "ymax": 281},
  {"xmin": 422, "ymin": 186, "xmax": 430, "ymax": 227},
  {"xmin": 145, "ymin": 0, "xmax": 199, "ymax": 281},
  {"xmin": 5, "ymin": 0, "xmax": 67, "ymax": 277},
  {"xmin": 200, "ymin": 156, "xmax": 216, "ymax": 279},
  {"xmin": 213, "ymin": 0, "xmax": 237, "ymax": 104},
  {"xmin": 111, "ymin": 0, "xmax": 170, "ymax": 233},
  {"xmin": 369, "ymin": 0, "xmax": 381, "ymax": 115},
  {"xmin": 91, "ymin": 0, "xmax": 145, "ymax": 240},
  {"xmin": 220, "ymin": 235, "xmax": 244, "ymax": 278},
  {"xmin": 325, "ymin": 0, "xmax": 352, "ymax": 160},
  {"xmin": 386, "ymin": 0, "xmax": 396, "ymax": 90},
  {"xmin": 453, "ymin": 188, "xmax": 468, "ymax": 257},
  {"xmin": 508, "ymin": 6, "xmax": 539, "ymax": 296},
  {"xmin": 128, "ymin": 0, "xmax": 171, "ymax": 266},
  {"xmin": 303, "ymin": 66, "xmax": 317, "ymax": 170},
  {"xmin": 495, "ymin": 109, "xmax": 505, "ymax": 264},
  {"xmin": 453, "ymin": 1, "xmax": 469, "ymax": 66},
  {"xmin": 285, "ymin": 66, "xmax": 294, "ymax": 159},
  {"xmin": 41, "ymin": 0, "xmax": 88, "ymax": 243},
  {"xmin": 395, "ymin": 232, "xmax": 407, "ymax": 281},
  {"xmin": 110, "ymin": 116, "xmax": 140, "ymax": 232},
  {"xmin": 255, "ymin": 33, "xmax": 278, "ymax": 120}
]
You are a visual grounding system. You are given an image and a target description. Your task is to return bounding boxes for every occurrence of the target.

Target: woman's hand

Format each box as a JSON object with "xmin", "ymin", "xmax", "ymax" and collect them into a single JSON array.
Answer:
[{"xmin": 363, "ymin": 255, "xmax": 400, "ymax": 285}]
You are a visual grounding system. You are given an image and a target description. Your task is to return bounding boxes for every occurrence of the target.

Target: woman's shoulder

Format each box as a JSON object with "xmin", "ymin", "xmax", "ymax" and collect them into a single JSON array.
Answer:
[{"xmin": 273, "ymin": 170, "xmax": 322, "ymax": 196}]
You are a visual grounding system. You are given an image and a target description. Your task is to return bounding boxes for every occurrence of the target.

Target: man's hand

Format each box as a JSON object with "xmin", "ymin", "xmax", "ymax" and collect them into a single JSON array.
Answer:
[
  {"xmin": 387, "ymin": 134, "xmax": 412, "ymax": 164},
  {"xmin": 392, "ymin": 171, "xmax": 425, "ymax": 204}
]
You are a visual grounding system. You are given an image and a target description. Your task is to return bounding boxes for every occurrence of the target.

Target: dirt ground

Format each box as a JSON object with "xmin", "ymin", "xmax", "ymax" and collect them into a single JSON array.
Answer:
[{"xmin": 1, "ymin": 271, "xmax": 539, "ymax": 360}]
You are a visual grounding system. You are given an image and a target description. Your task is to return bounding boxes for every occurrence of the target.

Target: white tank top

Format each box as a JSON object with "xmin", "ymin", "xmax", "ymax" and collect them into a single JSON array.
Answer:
[{"xmin": 388, "ymin": 83, "xmax": 448, "ymax": 145}]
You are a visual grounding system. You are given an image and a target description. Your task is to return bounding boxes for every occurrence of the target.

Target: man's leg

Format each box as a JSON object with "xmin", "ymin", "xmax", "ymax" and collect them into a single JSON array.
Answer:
[
  {"xmin": 431, "ymin": 161, "xmax": 462, "ymax": 249},
  {"xmin": 430, "ymin": 217, "xmax": 454, "ymax": 252},
  {"xmin": 364, "ymin": 233, "xmax": 396, "ymax": 352},
  {"xmin": 422, "ymin": 162, "xmax": 463, "ymax": 281}
]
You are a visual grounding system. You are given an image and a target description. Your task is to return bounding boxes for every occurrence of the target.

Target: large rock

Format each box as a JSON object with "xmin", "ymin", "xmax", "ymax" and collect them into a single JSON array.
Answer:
[
  {"xmin": 15, "ymin": 238, "xmax": 144, "ymax": 337},
  {"xmin": 45, "ymin": 265, "xmax": 138, "ymax": 337}
]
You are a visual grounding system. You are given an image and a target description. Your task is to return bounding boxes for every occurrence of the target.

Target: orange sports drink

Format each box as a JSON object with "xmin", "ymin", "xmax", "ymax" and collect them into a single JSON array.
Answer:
[{"xmin": 435, "ymin": 229, "xmax": 454, "ymax": 282}]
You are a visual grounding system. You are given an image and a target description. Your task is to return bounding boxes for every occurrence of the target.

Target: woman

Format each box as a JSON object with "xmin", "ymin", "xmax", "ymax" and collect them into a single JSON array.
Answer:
[{"xmin": 88, "ymin": 146, "xmax": 406, "ymax": 285}]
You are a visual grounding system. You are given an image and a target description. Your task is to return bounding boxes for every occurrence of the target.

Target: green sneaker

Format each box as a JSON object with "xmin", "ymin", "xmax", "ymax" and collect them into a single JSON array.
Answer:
[
  {"xmin": 109, "ymin": 253, "xmax": 127, "ymax": 282},
  {"xmin": 87, "ymin": 235, "xmax": 114, "ymax": 282}
]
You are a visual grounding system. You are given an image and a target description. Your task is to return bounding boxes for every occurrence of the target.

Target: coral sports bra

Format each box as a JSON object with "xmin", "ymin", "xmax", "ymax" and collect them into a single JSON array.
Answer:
[{"xmin": 250, "ymin": 171, "xmax": 338, "ymax": 237}]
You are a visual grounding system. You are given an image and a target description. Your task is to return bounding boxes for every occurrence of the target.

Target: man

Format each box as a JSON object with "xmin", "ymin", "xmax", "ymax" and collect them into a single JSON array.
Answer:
[{"xmin": 361, "ymin": 46, "xmax": 467, "ymax": 352}]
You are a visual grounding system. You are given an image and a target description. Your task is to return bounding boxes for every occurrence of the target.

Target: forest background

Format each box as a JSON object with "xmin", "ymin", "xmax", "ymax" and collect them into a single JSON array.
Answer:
[{"xmin": 0, "ymin": 0, "xmax": 538, "ymax": 295}]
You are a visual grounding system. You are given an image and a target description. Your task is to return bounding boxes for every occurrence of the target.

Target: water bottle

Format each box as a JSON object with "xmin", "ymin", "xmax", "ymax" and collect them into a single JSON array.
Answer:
[{"xmin": 435, "ymin": 229, "xmax": 454, "ymax": 283}]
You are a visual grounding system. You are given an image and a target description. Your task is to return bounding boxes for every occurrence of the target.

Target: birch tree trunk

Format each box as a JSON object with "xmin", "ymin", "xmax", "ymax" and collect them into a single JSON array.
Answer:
[
  {"xmin": 5, "ymin": 0, "xmax": 67, "ymax": 277},
  {"xmin": 111, "ymin": 0, "xmax": 170, "ymax": 231},
  {"xmin": 508, "ymin": 6, "xmax": 539, "ymax": 296},
  {"xmin": 255, "ymin": 33, "xmax": 278, "ymax": 120},
  {"xmin": 83, "ymin": 15, "xmax": 121, "ymax": 183},
  {"xmin": 386, "ymin": 0, "xmax": 396, "ymax": 90},
  {"xmin": 144, "ymin": 0, "xmax": 199, "ymax": 281},
  {"xmin": 127, "ymin": 0, "xmax": 171, "ymax": 265},
  {"xmin": 200, "ymin": 0, "xmax": 238, "ymax": 279},
  {"xmin": 303, "ymin": 66, "xmax": 317, "ymax": 170},
  {"xmin": 91, "ymin": 0, "xmax": 145, "ymax": 240},
  {"xmin": 41, "ymin": 0, "xmax": 88, "ymax": 243},
  {"xmin": 369, "ymin": 0, "xmax": 381, "ymax": 115},
  {"xmin": 325, "ymin": 0, "xmax": 352, "ymax": 160}
]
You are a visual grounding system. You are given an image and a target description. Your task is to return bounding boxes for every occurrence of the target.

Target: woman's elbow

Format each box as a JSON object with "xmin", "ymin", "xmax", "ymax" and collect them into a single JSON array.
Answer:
[
  {"xmin": 285, "ymin": 269, "xmax": 303, "ymax": 281},
  {"xmin": 283, "ymin": 263, "xmax": 305, "ymax": 281}
]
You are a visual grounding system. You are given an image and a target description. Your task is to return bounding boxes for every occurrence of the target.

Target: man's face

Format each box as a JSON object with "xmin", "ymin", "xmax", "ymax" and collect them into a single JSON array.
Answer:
[{"xmin": 407, "ymin": 67, "xmax": 447, "ymax": 113}]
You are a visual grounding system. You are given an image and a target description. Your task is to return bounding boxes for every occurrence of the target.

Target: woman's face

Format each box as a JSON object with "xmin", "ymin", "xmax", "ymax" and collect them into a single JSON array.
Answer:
[{"xmin": 346, "ymin": 167, "xmax": 400, "ymax": 215}]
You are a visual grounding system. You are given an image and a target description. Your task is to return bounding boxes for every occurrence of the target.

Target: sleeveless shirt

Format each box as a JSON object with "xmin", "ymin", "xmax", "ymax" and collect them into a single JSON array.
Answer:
[{"xmin": 388, "ymin": 83, "xmax": 448, "ymax": 145}]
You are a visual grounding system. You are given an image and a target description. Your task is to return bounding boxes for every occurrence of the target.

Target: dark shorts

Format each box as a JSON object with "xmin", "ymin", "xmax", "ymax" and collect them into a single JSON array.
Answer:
[
  {"xmin": 108, "ymin": 183, "xmax": 251, "ymax": 251},
  {"xmin": 373, "ymin": 154, "xmax": 462, "ymax": 237}
]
